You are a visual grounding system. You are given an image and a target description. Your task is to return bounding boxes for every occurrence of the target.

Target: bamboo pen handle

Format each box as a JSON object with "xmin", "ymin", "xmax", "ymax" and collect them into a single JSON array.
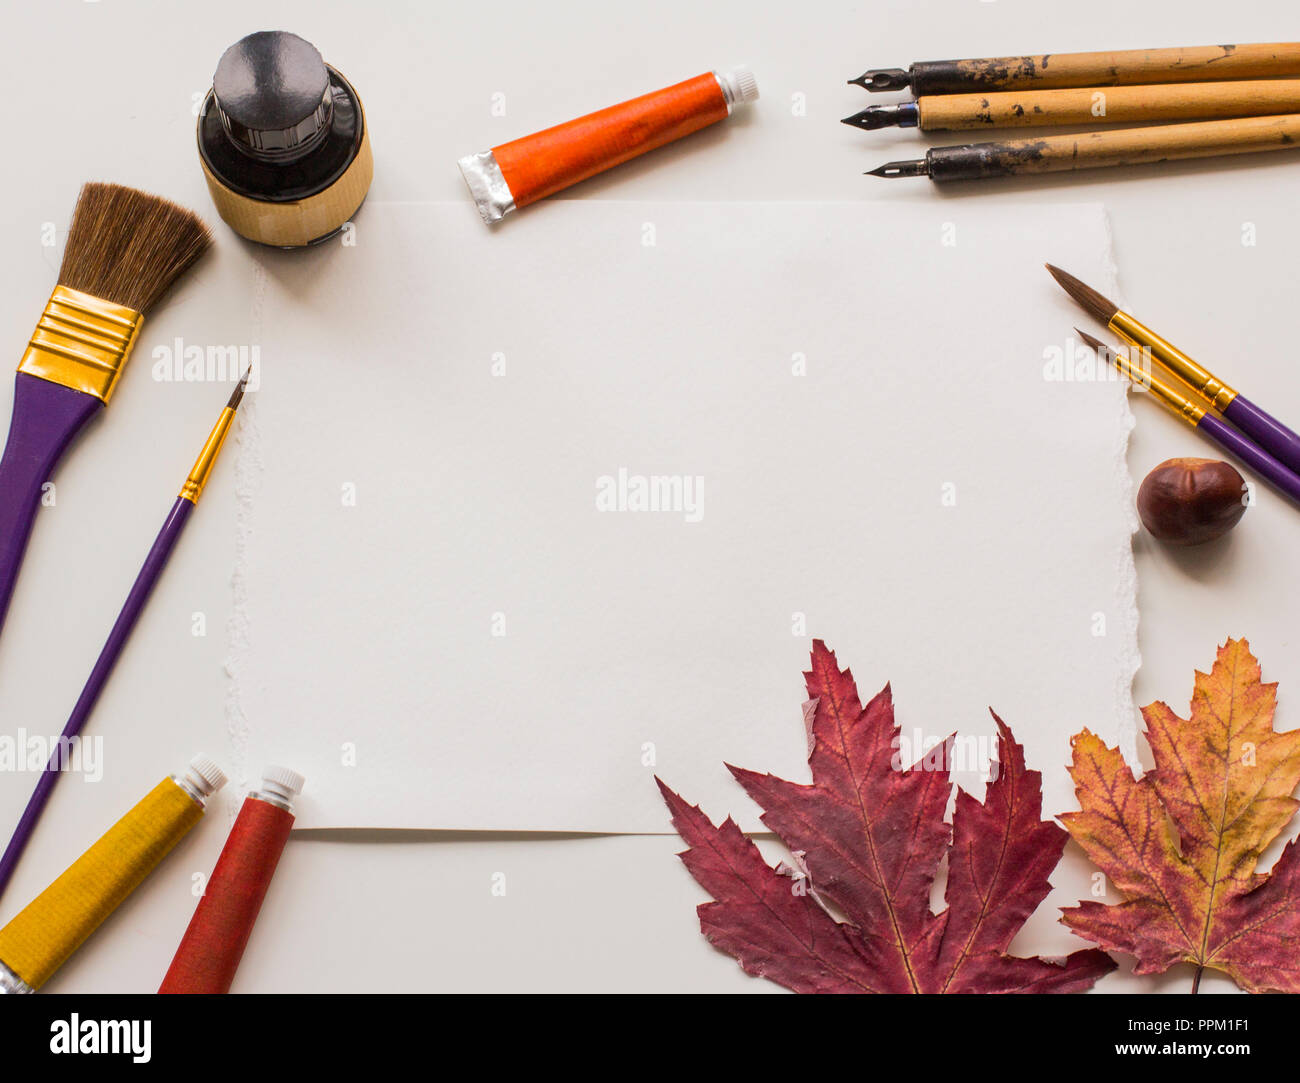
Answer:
[
  {"xmin": 907, "ymin": 43, "xmax": 1300, "ymax": 95},
  {"xmin": 921, "ymin": 79, "xmax": 1300, "ymax": 130},
  {"xmin": 924, "ymin": 113, "xmax": 1300, "ymax": 180}
]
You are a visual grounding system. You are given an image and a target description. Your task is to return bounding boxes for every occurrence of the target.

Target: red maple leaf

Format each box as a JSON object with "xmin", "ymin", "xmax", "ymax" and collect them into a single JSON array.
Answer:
[{"xmin": 658, "ymin": 640, "xmax": 1114, "ymax": 993}]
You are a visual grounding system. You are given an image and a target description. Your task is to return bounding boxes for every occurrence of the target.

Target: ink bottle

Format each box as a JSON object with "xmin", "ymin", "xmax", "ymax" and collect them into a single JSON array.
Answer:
[{"xmin": 197, "ymin": 30, "xmax": 373, "ymax": 247}]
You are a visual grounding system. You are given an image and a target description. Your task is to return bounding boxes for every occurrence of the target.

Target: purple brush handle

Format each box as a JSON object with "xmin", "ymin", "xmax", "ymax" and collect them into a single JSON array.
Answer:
[
  {"xmin": 0, "ymin": 374, "xmax": 102, "ymax": 642},
  {"xmin": 1222, "ymin": 395, "xmax": 1300, "ymax": 479},
  {"xmin": 0, "ymin": 495, "xmax": 193, "ymax": 900},
  {"xmin": 1198, "ymin": 413, "xmax": 1300, "ymax": 505}
]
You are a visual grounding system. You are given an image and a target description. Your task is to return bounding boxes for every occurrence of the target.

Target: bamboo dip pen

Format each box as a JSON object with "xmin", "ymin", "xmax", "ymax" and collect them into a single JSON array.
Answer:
[
  {"xmin": 845, "ymin": 80, "xmax": 1300, "ymax": 132},
  {"xmin": 850, "ymin": 43, "xmax": 1300, "ymax": 94},
  {"xmin": 867, "ymin": 114, "xmax": 1300, "ymax": 181},
  {"xmin": 847, "ymin": 41, "xmax": 1300, "ymax": 182}
]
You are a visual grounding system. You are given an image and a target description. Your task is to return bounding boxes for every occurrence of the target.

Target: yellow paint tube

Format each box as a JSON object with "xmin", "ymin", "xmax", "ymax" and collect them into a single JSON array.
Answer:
[{"xmin": 0, "ymin": 756, "xmax": 226, "ymax": 993}]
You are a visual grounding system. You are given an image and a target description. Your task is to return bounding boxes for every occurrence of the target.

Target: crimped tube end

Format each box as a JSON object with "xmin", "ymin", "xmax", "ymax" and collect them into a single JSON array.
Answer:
[
  {"xmin": 0, "ymin": 960, "xmax": 32, "ymax": 994},
  {"xmin": 458, "ymin": 150, "xmax": 516, "ymax": 225}
]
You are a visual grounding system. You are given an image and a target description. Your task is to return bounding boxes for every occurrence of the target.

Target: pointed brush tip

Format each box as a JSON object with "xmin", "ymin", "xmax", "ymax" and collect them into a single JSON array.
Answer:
[
  {"xmin": 1042, "ymin": 262, "xmax": 1119, "ymax": 324},
  {"xmin": 1075, "ymin": 328, "xmax": 1108, "ymax": 352},
  {"xmin": 227, "ymin": 367, "xmax": 253, "ymax": 410}
]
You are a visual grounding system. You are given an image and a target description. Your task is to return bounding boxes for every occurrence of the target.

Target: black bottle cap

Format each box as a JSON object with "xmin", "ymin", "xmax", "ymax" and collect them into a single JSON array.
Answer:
[{"xmin": 213, "ymin": 30, "xmax": 333, "ymax": 162}]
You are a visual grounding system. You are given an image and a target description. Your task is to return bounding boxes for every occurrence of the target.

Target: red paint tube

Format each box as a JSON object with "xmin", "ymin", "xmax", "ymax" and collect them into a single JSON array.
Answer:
[
  {"xmin": 458, "ymin": 67, "xmax": 758, "ymax": 223},
  {"xmin": 158, "ymin": 766, "xmax": 304, "ymax": 994}
]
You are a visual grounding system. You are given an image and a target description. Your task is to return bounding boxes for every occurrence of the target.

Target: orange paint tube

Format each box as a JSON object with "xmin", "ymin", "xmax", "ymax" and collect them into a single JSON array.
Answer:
[{"xmin": 459, "ymin": 67, "xmax": 758, "ymax": 223}]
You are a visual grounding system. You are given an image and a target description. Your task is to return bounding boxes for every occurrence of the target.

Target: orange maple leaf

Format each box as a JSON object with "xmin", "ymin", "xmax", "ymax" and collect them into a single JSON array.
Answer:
[{"xmin": 1062, "ymin": 638, "xmax": 1300, "ymax": 992}]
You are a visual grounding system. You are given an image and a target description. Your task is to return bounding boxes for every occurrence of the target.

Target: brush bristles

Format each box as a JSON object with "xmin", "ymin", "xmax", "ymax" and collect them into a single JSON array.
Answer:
[
  {"xmin": 227, "ymin": 367, "xmax": 252, "ymax": 411},
  {"xmin": 1045, "ymin": 264, "xmax": 1120, "ymax": 326},
  {"xmin": 1075, "ymin": 328, "xmax": 1112, "ymax": 357},
  {"xmin": 57, "ymin": 183, "xmax": 212, "ymax": 314}
]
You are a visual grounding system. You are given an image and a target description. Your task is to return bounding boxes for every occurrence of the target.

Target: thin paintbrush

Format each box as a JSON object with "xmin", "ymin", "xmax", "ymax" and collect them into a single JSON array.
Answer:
[
  {"xmin": 1048, "ymin": 264, "xmax": 1300, "ymax": 477},
  {"xmin": 0, "ymin": 374, "xmax": 249, "ymax": 901},
  {"xmin": 1077, "ymin": 328, "xmax": 1300, "ymax": 505},
  {"xmin": 0, "ymin": 183, "xmax": 211, "ymax": 646}
]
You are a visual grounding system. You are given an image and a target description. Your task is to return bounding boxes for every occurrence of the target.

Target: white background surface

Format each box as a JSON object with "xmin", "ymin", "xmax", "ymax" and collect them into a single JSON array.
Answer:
[
  {"xmin": 0, "ymin": 0, "xmax": 1295, "ymax": 993},
  {"xmin": 239, "ymin": 200, "xmax": 1134, "ymax": 834}
]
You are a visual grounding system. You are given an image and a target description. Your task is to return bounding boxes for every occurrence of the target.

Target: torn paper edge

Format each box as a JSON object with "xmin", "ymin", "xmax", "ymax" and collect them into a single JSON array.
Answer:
[
  {"xmin": 1098, "ymin": 204, "xmax": 1142, "ymax": 770},
  {"xmin": 224, "ymin": 262, "xmax": 268, "ymax": 800}
]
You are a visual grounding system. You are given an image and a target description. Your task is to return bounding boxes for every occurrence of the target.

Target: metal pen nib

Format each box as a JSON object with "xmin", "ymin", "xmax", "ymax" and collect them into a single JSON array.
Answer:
[
  {"xmin": 841, "ymin": 103, "xmax": 920, "ymax": 131},
  {"xmin": 848, "ymin": 68, "xmax": 912, "ymax": 91},
  {"xmin": 865, "ymin": 158, "xmax": 930, "ymax": 178}
]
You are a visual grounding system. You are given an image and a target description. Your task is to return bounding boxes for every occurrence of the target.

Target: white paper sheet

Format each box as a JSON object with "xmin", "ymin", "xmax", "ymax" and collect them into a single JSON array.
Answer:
[{"xmin": 234, "ymin": 200, "xmax": 1137, "ymax": 832}]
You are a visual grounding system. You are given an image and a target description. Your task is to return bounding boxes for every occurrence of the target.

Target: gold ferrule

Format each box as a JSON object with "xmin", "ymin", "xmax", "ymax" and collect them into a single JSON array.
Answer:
[
  {"xmin": 1109, "ymin": 310, "xmax": 1236, "ymax": 412},
  {"xmin": 1111, "ymin": 344, "xmax": 1207, "ymax": 427},
  {"xmin": 17, "ymin": 286, "xmax": 144, "ymax": 404},
  {"xmin": 180, "ymin": 407, "xmax": 236, "ymax": 503}
]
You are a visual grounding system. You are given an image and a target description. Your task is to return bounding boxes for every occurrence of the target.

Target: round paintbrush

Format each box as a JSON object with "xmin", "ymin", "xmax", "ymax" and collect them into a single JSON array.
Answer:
[
  {"xmin": 1078, "ymin": 328, "xmax": 1300, "ymax": 506},
  {"xmin": 1048, "ymin": 263, "xmax": 1300, "ymax": 478}
]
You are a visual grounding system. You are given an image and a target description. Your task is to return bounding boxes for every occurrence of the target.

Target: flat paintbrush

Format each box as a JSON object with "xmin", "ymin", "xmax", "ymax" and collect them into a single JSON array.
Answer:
[
  {"xmin": 0, "ymin": 183, "xmax": 211, "ymax": 647},
  {"xmin": 1048, "ymin": 264, "xmax": 1300, "ymax": 477},
  {"xmin": 1077, "ymin": 328, "xmax": 1300, "ymax": 505},
  {"xmin": 0, "ymin": 374, "xmax": 248, "ymax": 901}
]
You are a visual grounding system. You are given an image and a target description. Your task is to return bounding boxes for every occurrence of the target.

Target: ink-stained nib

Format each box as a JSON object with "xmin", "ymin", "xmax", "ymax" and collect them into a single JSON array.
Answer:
[
  {"xmin": 848, "ymin": 68, "xmax": 912, "ymax": 91},
  {"xmin": 841, "ymin": 104, "xmax": 913, "ymax": 131},
  {"xmin": 866, "ymin": 158, "xmax": 929, "ymax": 178}
]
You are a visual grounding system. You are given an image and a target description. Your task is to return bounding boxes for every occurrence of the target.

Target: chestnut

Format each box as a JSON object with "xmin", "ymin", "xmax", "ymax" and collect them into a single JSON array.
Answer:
[{"xmin": 1137, "ymin": 458, "xmax": 1247, "ymax": 546}]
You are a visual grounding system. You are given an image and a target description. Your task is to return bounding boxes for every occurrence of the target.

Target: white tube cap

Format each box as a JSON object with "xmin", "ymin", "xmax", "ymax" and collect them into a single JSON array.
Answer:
[
  {"xmin": 185, "ymin": 755, "xmax": 228, "ymax": 797},
  {"xmin": 260, "ymin": 765, "xmax": 306, "ymax": 803},
  {"xmin": 716, "ymin": 66, "xmax": 759, "ymax": 108}
]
